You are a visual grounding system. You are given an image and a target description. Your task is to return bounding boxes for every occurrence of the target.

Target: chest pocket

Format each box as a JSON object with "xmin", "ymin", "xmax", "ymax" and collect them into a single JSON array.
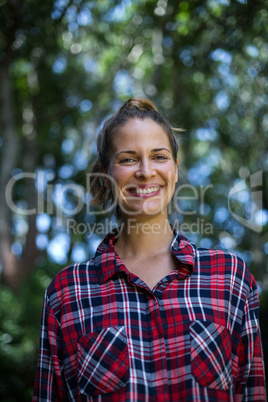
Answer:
[
  {"xmin": 77, "ymin": 326, "xmax": 129, "ymax": 396},
  {"xmin": 190, "ymin": 320, "xmax": 233, "ymax": 390}
]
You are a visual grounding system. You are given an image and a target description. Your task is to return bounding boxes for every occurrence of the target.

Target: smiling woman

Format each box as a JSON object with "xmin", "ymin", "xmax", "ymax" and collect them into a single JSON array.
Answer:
[
  {"xmin": 90, "ymin": 97, "xmax": 179, "ymax": 220},
  {"xmin": 33, "ymin": 98, "xmax": 266, "ymax": 401},
  {"xmin": 106, "ymin": 117, "xmax": 178, "ymax": 218}
]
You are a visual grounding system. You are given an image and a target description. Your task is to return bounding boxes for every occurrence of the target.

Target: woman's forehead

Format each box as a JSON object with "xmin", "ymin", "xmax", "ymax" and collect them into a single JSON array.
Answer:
[{"xmin": 112, "ymin": 117, "xmax": 171, "ymax": 148}]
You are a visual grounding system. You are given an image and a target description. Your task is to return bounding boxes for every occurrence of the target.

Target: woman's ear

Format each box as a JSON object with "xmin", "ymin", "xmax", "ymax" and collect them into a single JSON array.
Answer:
[{"xmin": 100, "ymin": 165, "xmax": 111, "ymax": 189}]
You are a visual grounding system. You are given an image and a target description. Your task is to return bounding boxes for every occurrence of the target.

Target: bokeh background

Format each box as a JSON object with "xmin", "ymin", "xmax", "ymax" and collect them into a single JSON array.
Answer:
[{"xmin": 0, "ymin": 0, "xmax": 267, "ymax": 400}]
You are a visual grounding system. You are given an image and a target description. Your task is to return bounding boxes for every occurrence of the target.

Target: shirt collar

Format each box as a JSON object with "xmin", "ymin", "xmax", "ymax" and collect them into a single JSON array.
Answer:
[{"xmin": 94, "ymin": 227, "xmax": 195, "ymax": 285}]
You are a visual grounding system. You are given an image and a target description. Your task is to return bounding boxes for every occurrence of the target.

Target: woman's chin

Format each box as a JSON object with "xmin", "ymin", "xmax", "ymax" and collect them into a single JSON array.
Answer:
[{"xmin": 121, "ymin": 201, "xmax": 167, "ymax": 218}]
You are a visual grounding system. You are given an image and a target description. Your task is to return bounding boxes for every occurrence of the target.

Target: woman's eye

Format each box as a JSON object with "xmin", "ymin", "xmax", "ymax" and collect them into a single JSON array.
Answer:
[
  {"xmin": 119, "ymin": 158, "xmax": 136, "ymax": 164},
  {"xmin": 154, "ymin": 155, "xmax": 168, "ymax": 160}
]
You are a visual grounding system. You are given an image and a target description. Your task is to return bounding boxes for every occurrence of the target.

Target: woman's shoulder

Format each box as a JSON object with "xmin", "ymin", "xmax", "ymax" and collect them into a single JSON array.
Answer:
[
  {"xmin": 45, "ymin": 257, "xmax": 97, "ymax": 300},
  {"xmin": 45, "ymin": 230, "xmax": 118, "ymax": 301},
  {"xmin": 193, "ymin": 242, "xmax": 254, "ymax": 286}
]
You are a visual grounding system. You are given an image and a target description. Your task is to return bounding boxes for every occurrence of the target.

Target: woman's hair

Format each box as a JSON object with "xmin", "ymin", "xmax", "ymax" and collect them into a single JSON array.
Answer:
[{"xmin": 90, "ymin": 97, "xmax": 180, "ymax": 218}]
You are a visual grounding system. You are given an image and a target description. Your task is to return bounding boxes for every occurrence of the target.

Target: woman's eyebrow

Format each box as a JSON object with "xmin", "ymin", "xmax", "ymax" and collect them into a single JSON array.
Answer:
[
  {"xmin": 115, "ymin": 150, "xmax": 136, "ymax": 157},
  {"xmin": 151, "ymin": 147, "xmax": 171, "ymax": 153},
  {"xmin": 115, "ymin": 147, "xmax": 171, "ymax": 158}
]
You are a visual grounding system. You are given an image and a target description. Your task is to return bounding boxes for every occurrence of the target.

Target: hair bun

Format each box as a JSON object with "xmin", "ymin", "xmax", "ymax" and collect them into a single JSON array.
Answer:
[{"xmin": 119, "ymin": 97, "xmax": 158, "ymax": 113}]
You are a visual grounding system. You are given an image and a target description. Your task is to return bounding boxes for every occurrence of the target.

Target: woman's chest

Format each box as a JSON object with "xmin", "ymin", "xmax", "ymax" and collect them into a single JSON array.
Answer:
[{"xmin": 59, "ymin": 277, "xmax": 240, "ymax": 400}]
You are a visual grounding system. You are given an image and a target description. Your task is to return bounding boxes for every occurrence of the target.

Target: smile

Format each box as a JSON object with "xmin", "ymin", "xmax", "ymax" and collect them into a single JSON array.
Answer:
[{"xmin": 128, "ymin": 186, "xmax": 161, "ymax": 195}]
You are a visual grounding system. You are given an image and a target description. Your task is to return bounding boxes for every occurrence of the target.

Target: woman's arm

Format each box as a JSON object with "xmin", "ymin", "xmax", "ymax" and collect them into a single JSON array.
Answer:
[
  {"xmin": 33, "ymin": 292, "xmax": 68, "ymax": 401},
  {"xmin": 235, "ymin": 279, "xmax": 266, "ymax": 401}
]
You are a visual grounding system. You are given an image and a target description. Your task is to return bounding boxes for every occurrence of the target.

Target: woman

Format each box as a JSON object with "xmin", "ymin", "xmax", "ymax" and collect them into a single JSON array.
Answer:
[{"xmin": 33, "ymin": 98, "xmax": 266, "ymax": 401}]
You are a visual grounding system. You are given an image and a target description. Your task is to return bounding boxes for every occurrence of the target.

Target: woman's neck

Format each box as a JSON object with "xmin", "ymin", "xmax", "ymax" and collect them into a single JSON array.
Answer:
[{"xmin": 115, "ymin": 214, "xmax": 174, "ymax": 259}]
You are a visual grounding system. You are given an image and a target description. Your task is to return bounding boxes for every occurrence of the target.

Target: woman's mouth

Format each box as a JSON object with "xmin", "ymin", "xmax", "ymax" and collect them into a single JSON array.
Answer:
[{"xmin": 127, "ymin": 186, "xmax": 161, "ymax": 196}]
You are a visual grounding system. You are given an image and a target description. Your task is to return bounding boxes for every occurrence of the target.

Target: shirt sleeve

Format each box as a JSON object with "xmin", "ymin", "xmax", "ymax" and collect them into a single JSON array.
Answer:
[
  {"xmin": 235, "ymin": 276, "xmax": 266, "ymax": 401},
  {"xmin": 32, "ymin": 291, "xmax": 68, "ymax": 401}
]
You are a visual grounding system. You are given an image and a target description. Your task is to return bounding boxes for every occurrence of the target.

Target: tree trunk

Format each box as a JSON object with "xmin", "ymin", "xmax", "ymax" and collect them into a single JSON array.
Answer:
[{"xmin": 0, "ymin": 62, "xmax": 21, "ymax": 290}]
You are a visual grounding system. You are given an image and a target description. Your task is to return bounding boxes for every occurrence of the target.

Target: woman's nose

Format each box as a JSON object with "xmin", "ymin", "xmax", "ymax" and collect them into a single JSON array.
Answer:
[{"xmin": 135, "ymin": 159, "xmax": 156, "ymax": 179}]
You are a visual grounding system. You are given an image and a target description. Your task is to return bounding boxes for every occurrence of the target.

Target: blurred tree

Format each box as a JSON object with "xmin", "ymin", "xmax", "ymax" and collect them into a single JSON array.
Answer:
[
  {"xmin": 1, "ymin": 0, "xmax": 267, "ymax": 291},
  {"xmin": 0, "ymin": 0, "xmax": 62, "ymax": 289},
  {"xmin": 0, "ymin": 0, "xmax": 120, "ymax": 289}
]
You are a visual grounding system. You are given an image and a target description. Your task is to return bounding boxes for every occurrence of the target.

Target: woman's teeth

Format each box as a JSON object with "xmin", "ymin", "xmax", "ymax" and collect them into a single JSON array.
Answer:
[{"xmin": 131, "ymin": 187, "xmax": 159, "ymax": 194}]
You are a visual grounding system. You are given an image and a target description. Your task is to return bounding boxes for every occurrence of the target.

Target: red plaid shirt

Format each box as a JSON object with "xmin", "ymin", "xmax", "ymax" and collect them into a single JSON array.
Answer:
[{"xmin": 33, "ymin": 228, "xmax": 266, "ymax": 401}]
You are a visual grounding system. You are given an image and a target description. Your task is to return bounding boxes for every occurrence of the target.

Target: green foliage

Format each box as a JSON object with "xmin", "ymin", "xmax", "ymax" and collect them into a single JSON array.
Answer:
[{"xmin": 0, "ymin": 264, "xmax": 60, "ymax": 401}]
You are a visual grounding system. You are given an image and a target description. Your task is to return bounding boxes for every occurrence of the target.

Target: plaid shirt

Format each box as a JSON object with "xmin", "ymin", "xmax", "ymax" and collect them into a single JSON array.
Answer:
[{"xmin": 33, "ymin": 228, "xmax": 266, "ymax": 401}]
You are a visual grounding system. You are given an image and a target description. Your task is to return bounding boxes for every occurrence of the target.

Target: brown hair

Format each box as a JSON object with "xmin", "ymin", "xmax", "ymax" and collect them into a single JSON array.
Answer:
[{"xmin": 89, "ymin": 97, "xmax": 180, "ymax": 218}]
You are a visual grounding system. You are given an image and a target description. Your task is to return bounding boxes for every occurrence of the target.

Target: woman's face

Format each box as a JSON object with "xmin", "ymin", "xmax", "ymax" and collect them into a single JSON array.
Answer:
[{"xmin": 107, "ymin": 117, "xmax": 178, "ymax": 219}]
